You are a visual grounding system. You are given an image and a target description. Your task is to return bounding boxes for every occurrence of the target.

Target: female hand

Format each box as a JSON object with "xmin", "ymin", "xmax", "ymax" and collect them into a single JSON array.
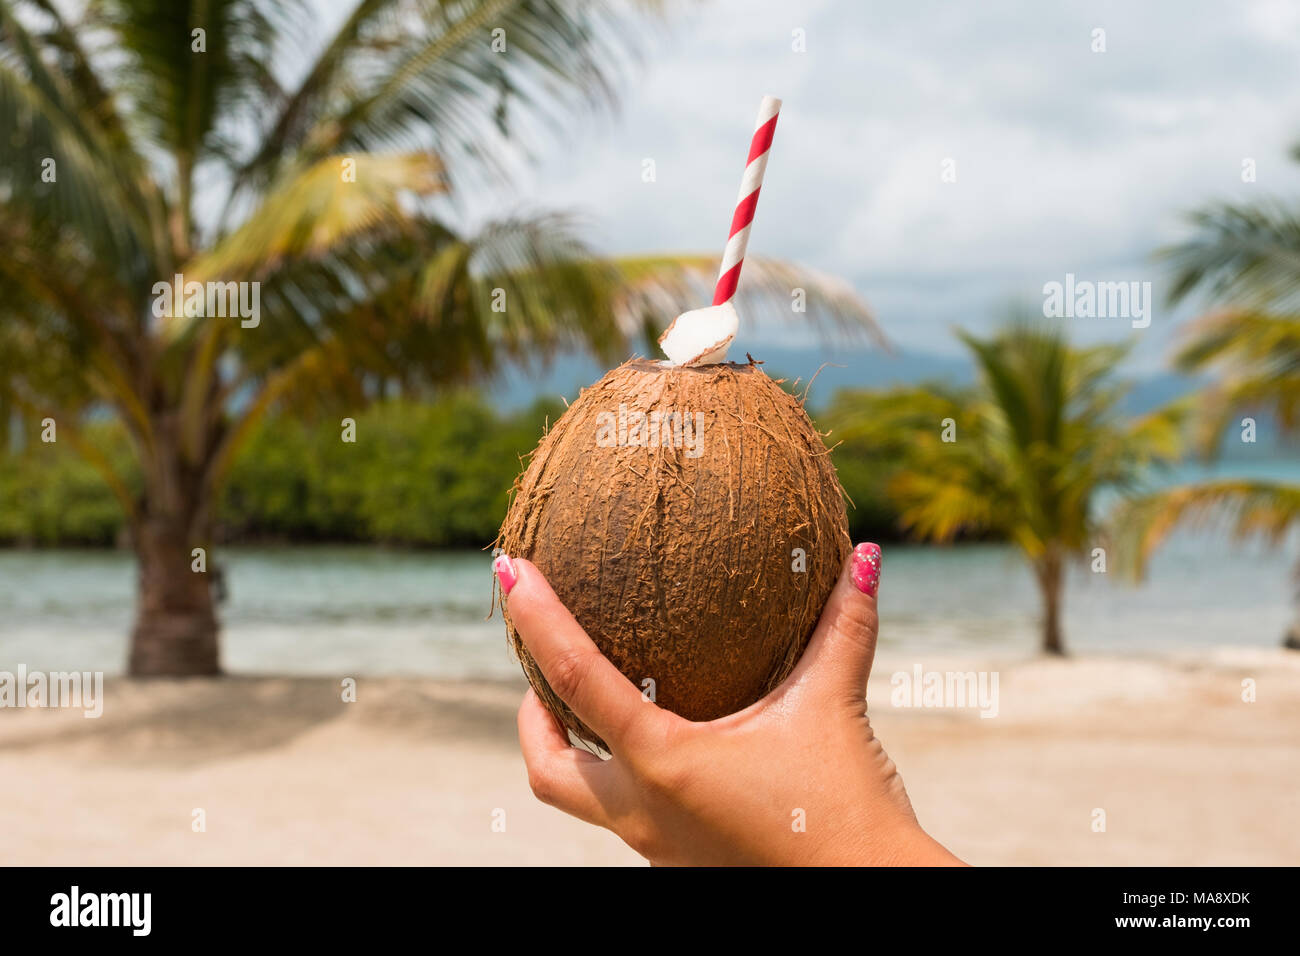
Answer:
[{"xmin": 495, "ymin": 543, "xmax": 964, "ymax": 866}]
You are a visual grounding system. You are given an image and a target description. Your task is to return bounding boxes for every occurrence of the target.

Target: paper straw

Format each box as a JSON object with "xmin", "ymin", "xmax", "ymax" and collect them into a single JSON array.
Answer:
[{"xmin": 712, "ymin": 95, "xmax": 781, "ymax": 306}]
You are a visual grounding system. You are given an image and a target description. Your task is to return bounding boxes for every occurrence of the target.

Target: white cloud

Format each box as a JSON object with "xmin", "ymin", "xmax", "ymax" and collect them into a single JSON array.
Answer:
[{"xmin": 476, "ymin": 0, "xmax": 1300, "ymax": 368}]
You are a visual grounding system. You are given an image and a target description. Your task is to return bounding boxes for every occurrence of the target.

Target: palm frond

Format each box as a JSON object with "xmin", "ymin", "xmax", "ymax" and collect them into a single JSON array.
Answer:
[
  {"xmin": 192, "ymin": 210, "xmax": 623, "ymax": 407},
  {"xmin": 0, "ymin": 7, "xmax": 157, "ymax": 274},
  {"xmin": 21, "ymin": 0, "xmax": 142, "ymax": 157},
  {"xmin": 94, "ymin": 0, "xmax": 290, "ymax": 156},
  {"xmin": 1159, "ymin": 202, "xmax": 1300, "ymax": 313},
  {"xmin": 611, "ymin": 253, "xmax": 885, "ymax": 348},
  {"xmin": 829, "ymin": 321, "xmax": 1185, "ymax": 565},
  {"xmin": 224, "ymin": 0, "xmax": 408, "ymax": 200},
  {"xmin": 1173, "ymin": 309, "xmax": 1300, "ymax": 445},
  {"xmin": 1111, "ymin": 480, "xmax": 1300, "ymax": 581},
  {"xmin": 235, "ymin": 0, "xmax": 662, "ymax": 200},
  {"xmin": 187, "ymin": 151, "xmax": 446, "ymax": 285}
]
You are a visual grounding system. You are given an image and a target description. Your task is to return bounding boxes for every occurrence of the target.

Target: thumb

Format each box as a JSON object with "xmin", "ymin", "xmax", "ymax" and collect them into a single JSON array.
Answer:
[
  {"xmin": 498, "ymin": 555, "xmax": 654, "ymax": 750},
  {"xmin": 788, "ymin": 543, "xmax": 882, "ymax": 700}
]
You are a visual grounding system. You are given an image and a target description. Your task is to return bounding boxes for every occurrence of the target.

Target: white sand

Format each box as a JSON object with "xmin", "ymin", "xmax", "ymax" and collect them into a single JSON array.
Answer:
[{"xmin": 2, "ymin": 648, "xmax": 1296, "ymax": 865}]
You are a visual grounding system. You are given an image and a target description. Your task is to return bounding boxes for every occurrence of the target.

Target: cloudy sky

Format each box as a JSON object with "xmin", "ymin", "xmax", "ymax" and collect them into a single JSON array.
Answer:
[{"xmin": 482, "ymin": 0, "xmax": 1300, "ymax": 371}]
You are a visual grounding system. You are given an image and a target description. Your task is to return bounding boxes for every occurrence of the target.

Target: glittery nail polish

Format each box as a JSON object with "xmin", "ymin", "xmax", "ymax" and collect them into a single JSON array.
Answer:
[{"xmin": 852, "ymin": 543, "xmax": 881, "ymax": 596}]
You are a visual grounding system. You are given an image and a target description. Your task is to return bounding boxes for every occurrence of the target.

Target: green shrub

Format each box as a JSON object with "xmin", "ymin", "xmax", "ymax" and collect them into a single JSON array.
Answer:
[{"xmin": 0, "ymin": 392, "xmax": 913, "ymax": 547}]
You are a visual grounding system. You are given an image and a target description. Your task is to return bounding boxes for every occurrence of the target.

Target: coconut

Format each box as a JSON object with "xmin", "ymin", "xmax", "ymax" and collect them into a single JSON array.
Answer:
[{"xmin": 497, "ymin": 353, "xmax": 851, "ymax": 748}]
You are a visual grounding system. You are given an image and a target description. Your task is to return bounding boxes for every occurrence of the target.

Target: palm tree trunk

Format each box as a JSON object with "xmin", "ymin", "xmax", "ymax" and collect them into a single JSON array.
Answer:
[
  {"xmin": 1036, "ymin": 553, "xmax": 1066, "ymax": 656},
  {"xmin": 127, "ymin": 426, "xmax": 220, "ymax": 676},
  {"xmin": 128, "ymin": 512, "xmax": 220, "ymax": 675},
  {"xmin": 1285, "ymin": 557, "xmax": 1300, "ymax": 651}
]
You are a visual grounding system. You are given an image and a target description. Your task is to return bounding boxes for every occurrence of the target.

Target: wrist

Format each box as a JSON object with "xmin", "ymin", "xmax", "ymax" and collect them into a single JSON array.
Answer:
[
  {"xmin": 819, "ymin": 813, "xmax": 963, "ymax": 866},
  {"xmin": 898, "ymin": 827, "xmax": 965, "ymax": 866}
]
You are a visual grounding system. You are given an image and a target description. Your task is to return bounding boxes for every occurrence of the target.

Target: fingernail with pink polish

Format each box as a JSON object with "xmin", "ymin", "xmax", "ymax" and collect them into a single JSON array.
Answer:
[
  {"xmin": 494, "ymin": 553, "xmax": 518, "ymax": 595},
  {"xmin": 852, "ymin": 543, "xmax": 881, "ymax": 596}
]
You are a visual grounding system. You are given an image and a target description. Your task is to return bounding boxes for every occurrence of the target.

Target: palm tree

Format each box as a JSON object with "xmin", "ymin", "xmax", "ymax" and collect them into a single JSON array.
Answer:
[
  {"xmin": 1112, "ymin": 190, "xmax": 1300, "ymax": 647},
  {"xmin": 0, "ymin": 0, "xmax": 876, "ymax": 675},
  {"xmin": 828, "ymin": 319, "xmax": 1184, "ymax": 655}
]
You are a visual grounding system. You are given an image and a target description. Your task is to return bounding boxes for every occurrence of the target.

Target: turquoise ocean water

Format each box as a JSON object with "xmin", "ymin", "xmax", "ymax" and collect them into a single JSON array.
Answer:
[{"xmin": 1, "ymin": 460, "xmax": 1295, "ymax": 676}]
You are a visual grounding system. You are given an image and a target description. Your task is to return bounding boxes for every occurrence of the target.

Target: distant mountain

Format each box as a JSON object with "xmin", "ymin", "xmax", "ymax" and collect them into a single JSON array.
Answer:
[
  {"xmin": 755, "ymin": 346, "xmax": 975, "ymax": 402},
  {"xmin": 487, "ymin": 345, "xmax": 974, "ymax": 410}
]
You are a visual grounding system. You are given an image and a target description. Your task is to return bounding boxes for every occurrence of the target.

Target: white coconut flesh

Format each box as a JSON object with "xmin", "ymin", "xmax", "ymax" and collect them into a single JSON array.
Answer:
[{"xmin": 657, "ymin": 300, "xmax": 740, "ymax": 366}]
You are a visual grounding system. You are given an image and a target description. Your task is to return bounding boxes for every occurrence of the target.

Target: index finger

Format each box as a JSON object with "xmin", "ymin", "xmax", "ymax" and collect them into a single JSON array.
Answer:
[{"xmin": 498, "ymin": 555, "xmax": 656, "ymax": 751}]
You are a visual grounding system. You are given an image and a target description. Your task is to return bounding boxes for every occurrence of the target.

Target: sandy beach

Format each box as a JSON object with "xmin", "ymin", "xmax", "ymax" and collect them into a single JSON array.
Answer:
[{"xmin": 3, "ymin": 648, "xmax": 1297, "ymax": 866}]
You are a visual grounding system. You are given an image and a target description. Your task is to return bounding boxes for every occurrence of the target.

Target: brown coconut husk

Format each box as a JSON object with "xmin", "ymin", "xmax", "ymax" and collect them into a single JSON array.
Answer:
[{"xmin": 497, "ymin": 358, "xmax": 851, "ymax": 749}]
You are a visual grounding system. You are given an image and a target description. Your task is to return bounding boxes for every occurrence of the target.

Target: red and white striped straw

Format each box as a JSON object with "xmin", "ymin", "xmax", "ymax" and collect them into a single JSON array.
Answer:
[{"xmin": 712, "ymin": 95, "xmax": 781, "ymax": 306}]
